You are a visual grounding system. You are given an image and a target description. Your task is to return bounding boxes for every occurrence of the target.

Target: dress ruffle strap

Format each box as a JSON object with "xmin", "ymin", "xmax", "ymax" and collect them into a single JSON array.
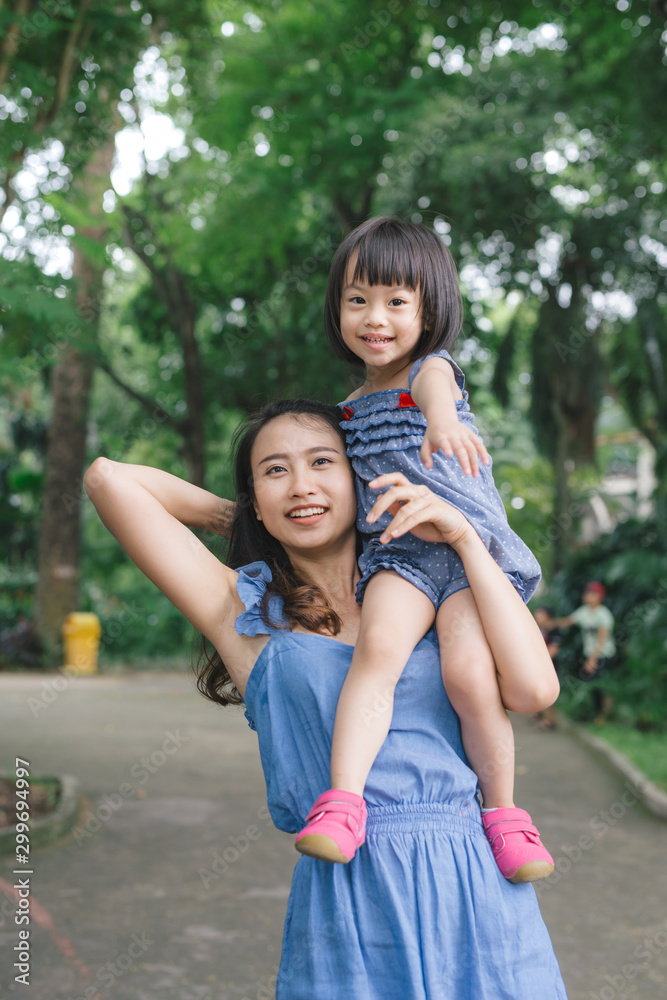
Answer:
[
  {"xmin": 408, "ymin": 349, "xmax": 466, "ymax": 395},
  {"xmin": 234, "ymin": 561, "xmax": 288, "ymax": 637}
]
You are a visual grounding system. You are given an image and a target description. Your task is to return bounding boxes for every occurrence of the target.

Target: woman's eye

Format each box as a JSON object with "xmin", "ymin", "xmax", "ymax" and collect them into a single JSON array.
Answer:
[
  {"xmin": 313, "ymin": 457, "xmax": 332, "ymax": 466},
  {"xmin": 266, "ymin": 465, "xmax": 286, "ymax": 475}
]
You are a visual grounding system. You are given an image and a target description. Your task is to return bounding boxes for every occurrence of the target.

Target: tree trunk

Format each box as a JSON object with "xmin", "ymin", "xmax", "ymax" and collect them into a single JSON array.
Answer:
[
  {"xmin": 33, "ymin": 135, "xmax": 115, "ymax": 657},
  {"xmin": 33, "ymin": 347, "xmax": 94, "ymax": 656}
]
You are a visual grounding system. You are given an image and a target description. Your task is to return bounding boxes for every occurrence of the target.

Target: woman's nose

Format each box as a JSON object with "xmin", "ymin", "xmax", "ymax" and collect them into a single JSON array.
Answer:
[{"xmin": 289, "ymin": 468, "xmax": 317, "ymax": 496}]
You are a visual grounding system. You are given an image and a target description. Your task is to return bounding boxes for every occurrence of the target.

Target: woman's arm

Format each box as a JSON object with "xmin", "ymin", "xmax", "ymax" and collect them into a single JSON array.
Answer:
[
  {"xmin": 84, "ymin": 459, "xmax": 260, "ymax": 695},
  {"xmin": 366, "ymin": 472, "xmax": 560, "ymax": 712}
]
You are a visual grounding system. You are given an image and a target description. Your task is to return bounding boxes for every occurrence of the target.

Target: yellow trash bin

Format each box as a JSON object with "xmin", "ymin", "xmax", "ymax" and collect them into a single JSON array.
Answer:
[{"xmin": 62, "ymin": 612, "xmax": 102, "ymax": 675}]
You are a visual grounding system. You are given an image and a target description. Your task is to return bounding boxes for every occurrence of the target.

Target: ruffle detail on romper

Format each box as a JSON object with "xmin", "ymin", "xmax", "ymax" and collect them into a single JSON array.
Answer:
[
  {"xmin": 340, "ymin": 394, "xmax": 430, "ymax": 458},
  {"xmin": 234, "ymin": 561, "xmax": 288, "ymax": 732}
]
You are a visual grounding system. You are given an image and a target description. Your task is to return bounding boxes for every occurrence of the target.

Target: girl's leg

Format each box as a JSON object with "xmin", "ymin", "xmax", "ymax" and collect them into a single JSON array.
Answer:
[
  {"xmin": 330, "ymin": 570, "xmax": 435, "ymax": 794},
  {"xmin": 437, "ymin": 588, "xmax": 554, "ymax": 882},
  {"xmin": 436, "ymin": 588, "xmax": 514, "ymax": 808}
]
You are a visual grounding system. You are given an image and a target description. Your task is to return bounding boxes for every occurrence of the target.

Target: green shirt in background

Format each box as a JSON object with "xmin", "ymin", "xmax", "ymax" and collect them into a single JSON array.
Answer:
[{"xmin": 570, "ymin": 604, "xmax": 616, "ymax": 658}]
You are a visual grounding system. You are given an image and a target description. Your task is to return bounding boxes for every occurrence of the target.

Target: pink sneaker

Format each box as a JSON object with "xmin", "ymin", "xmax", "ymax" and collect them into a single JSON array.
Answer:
[
  {"xmin": 482, "ymin": 807, "xmax": 555, "ymax": 883},
  {"xmin": 295, "ymin": 789, "xmax": 367, "ymax": 863}
]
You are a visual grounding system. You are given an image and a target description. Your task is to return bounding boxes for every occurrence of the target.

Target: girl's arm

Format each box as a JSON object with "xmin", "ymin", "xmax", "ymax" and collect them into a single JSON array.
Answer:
[
  {"xmin": 84, "ymin": 459, "xmax": 260, "ymax": 695},
  {"xmin": 410, "ymin": 358, "xmax": 490, "ymax": 475},
  {"xmin": 367, "ymin": 472, "xmax": 561, "ymax": 712}
]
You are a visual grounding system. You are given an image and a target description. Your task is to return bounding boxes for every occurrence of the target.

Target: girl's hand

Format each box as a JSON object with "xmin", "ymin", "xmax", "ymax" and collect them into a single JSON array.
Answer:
[
  {"xmin": 420, "ymin": 422, "xmax": 490, "ymax": 476},
  {"xmin": 366, "ymin": 472, "xmax": 472, "ymax": 547}
]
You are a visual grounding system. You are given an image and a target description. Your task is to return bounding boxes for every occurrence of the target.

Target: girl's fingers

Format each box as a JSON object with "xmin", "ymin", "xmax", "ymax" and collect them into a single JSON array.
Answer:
[
  {"xmin": 420, "ymin": 439, "xmax": 434, "ymax": 469},
  {"xmin": 454, "ymin": 444, "xmax": 473, "ymax": 477}
]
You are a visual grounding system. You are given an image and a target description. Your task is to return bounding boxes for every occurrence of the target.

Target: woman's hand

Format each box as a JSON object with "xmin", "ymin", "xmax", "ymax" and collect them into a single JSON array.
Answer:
[
  {"xmin": 366, "ymin": 472, "xmax": 471, "ymax": 548},
  {"xmin": 420, "ymin": 421, "xmax": 490, "ymax": 475},
  {"xmin": 212, "ymin": 498, "xmax": 237, "ymax": 538}
]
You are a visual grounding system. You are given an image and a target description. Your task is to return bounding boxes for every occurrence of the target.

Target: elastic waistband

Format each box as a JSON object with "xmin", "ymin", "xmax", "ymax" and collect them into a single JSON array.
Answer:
[{"xmin": 365, "ymin": 801, "xmax": 483, "ymax": 836}]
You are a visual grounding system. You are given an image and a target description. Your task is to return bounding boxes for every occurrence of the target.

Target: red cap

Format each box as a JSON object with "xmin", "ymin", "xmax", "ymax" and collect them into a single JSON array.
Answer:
[{"xmin": 585, "ymin": 581, "xmax": 606, "ymax": 597}]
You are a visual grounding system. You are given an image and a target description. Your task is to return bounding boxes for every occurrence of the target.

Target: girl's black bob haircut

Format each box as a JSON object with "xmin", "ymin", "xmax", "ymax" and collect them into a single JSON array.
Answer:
[{"xmin": 325, "ymin": 216, "xmax": 463, "ymax": 365}]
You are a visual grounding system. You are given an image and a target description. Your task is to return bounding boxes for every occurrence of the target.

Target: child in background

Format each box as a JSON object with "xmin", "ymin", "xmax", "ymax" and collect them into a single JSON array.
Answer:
[
  {"xmin": 295, "ymin": 217, "xmax": 558, "ymax": 882},
  {"xmin": 550, "ymin": 582, "xmax": 616, "ymax": 725}
]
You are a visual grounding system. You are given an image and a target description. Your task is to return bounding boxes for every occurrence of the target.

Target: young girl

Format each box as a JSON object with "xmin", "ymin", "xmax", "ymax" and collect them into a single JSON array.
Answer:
[{"xmin": 295, "ymin": 216, "xmax": 557, "ymax": 882}]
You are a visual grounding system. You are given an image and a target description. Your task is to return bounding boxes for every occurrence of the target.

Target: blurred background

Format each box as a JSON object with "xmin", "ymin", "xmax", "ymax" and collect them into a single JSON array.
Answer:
[{"xmin": 1, "ymin": 0, "xmax": 666, "ymax": 768}]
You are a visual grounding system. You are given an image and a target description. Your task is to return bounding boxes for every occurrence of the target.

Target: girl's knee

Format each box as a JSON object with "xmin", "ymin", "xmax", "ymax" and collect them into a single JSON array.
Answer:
[
  {"xmin": 442, "ymin": 643, "xmax": 499, "ymax": 708},
  {"xmin": 353, "ymin": 623, "xmax": 411, "ymax": 678}
]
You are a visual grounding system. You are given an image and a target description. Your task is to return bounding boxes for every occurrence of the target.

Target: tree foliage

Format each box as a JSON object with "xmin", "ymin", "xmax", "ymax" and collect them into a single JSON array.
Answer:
[{"xmin": 1, "ymin": 0, "xmax": 666, "ymax": 663}]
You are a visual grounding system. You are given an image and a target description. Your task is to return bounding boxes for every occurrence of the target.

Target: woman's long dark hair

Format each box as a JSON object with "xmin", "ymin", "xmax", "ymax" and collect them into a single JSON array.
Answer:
[{"xmin": 195, "ymin": 399, "xmax": 354, "ymax": 708}]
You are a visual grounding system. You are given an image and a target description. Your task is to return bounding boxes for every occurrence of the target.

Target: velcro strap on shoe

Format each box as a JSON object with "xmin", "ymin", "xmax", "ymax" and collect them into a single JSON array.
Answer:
[
  {"xmin": 305, "ymin": 799, "xmax": 364, "ymax": 824},
  {"xmin": 486, "ymin": 819, "xmax": 540, "ymax": 838}
]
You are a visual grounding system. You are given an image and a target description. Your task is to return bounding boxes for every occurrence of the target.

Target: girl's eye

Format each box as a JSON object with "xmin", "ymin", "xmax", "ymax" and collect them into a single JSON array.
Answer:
[
  {"xmin": 349, "ymin": 295, "xmax": 366, "ymax": 305},
  {"xmin": 390, "ymin": 297, "xmax": 406, "ymax": 306}
]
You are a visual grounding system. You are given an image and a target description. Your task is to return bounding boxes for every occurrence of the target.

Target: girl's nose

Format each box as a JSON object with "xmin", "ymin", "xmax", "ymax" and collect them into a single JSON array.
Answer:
[{"xmin": 364, "ymin": 307, "xmax": 387, "ymax": 327}]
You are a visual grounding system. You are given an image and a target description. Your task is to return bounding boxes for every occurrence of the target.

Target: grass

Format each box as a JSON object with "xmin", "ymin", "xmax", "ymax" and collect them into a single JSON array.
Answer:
[{"xmin": 584, "ymin": 723, "xmax": 667, "ymax": 793}]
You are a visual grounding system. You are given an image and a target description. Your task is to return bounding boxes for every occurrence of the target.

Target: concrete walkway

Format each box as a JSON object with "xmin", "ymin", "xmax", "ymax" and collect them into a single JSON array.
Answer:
[{"xmin": 0, "ymin": 671, "xmax": 666, "ymax": 1000}]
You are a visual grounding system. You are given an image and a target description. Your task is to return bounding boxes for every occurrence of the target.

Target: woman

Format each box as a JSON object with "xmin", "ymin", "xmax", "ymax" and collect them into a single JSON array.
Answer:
[{"xmin": 84, "ymin": 399, "xmax": 567, "ymax": 999}]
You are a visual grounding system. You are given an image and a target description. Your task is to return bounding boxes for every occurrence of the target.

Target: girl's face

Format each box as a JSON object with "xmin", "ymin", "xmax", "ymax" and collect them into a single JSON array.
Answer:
[
  {"xmin": 340, "ymin": 256, "xmax": 423, "ymax": 371},
  {"xmin": 250, "ymin": 414, "xmax": 358, "ymax": 559}
]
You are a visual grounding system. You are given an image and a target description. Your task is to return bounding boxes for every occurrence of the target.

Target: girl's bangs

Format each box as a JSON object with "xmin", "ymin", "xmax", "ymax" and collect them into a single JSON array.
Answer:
[{"xmin": 350, "ymin": 229, "xmax": 420, "ymax": 290}]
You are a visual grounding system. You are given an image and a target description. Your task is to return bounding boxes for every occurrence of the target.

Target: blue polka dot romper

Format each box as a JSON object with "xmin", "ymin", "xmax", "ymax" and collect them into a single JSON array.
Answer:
[{"xmin": 339, "ymin": 350, "xmax": 541, "ymax": 608}]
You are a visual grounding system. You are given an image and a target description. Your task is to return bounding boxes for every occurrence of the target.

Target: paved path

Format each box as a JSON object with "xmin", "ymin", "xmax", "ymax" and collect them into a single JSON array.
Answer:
[{"xmin": 0, "ymin": 671, "xmax": 666, "ymax": 1000}]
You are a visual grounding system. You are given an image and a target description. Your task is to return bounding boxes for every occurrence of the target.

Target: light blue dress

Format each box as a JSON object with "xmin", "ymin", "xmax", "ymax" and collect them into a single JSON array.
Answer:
[
  {"xmin": 339, "ymin": 350, "xmax": 542, "ymax": 606},
  {"xmin": 237, "ymin": 562, "xmax": 568, "ymax": 1000}
]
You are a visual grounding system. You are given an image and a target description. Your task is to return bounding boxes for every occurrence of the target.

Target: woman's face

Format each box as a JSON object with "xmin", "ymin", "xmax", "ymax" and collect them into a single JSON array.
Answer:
[{"xmin": 250, "ymin": 414, "xmax": 358, "ymax": 558}]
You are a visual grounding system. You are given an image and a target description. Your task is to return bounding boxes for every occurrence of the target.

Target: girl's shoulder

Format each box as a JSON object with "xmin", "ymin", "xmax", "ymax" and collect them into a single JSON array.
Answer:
[{"xmin": 409, "ymin": 349, "xmax": 466, "ymax": 396}]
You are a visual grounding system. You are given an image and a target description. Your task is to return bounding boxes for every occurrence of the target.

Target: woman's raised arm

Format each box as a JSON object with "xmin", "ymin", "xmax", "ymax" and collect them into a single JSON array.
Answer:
[{"xmin": 84, "ymin": 459, "xmax": 257, "ymax": 693}]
